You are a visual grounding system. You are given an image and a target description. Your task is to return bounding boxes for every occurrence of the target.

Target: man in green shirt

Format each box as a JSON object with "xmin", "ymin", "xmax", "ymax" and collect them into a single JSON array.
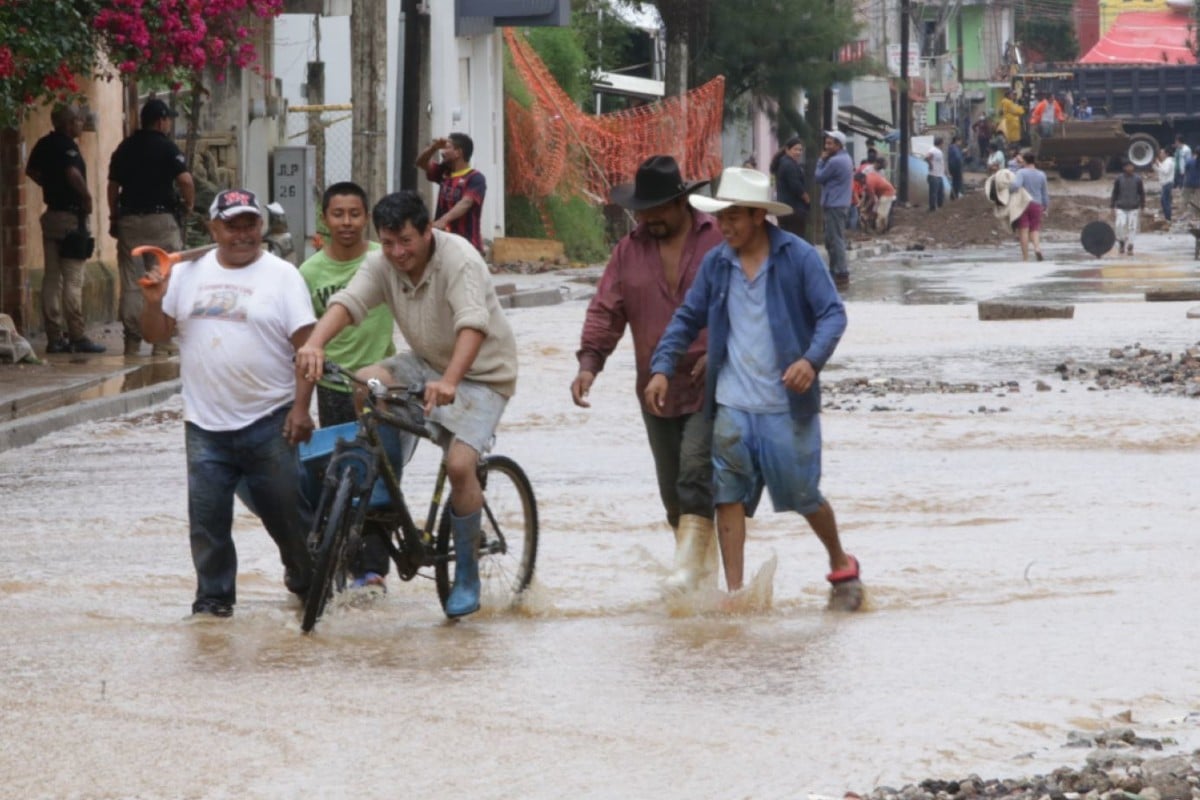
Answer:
[
  {"xmin": 299, "ymin": 182, "xmax": 396, "ymax": 587},
  {"xmin": 300, "ymin": 182, "xmax": 397, "ymax": 426}
]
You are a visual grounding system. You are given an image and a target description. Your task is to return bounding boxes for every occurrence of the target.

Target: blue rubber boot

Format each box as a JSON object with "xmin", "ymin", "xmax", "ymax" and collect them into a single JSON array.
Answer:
[{"xmin": 445, "ymin": 509, "xmax": 482, "ymax": 618}]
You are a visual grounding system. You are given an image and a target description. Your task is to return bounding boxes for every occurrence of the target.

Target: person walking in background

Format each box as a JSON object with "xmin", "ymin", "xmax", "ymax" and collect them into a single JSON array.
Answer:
[
  {"xmin": 108, "ymin": 98, "xmax": 195, "ymax": 357},
  {"xmin": 25, "ymin": 104, "xmax": 106, "ymax": 355},
  {"xmin": 770, "ymin": 135, "xmax": 810, "ymax": 242},
  {"xmin": 138, "ymin": 189, "xmax": 316, "ymax": 618},
  {"xmin": 814, "ymin": 130, "xmax": 853, "ymax": 289},
  {"xmin": 947, "ymin": 134, "xmax": 965, "ymax": 200},
  {"xmin": 1111, "ymin": 159, "xmax": 1145, "ymax": 255},
  {"xmin": 644, "ymin": 167, "xmax": 862, "ymax": 611},
  {"xmin": 415, "ymin": 132, "xmax": 487, "ymax": 254},
  {"xmin": 1154, "ymin": 148, "xmax": 1175, "ymax": 223},
  {"xmin": 924, "ymin": 136, "xmax": 946, "ymax": 211},
  {"xmin": 1010, "ymin": 151, "xmax": 1049, "ymax": 262},
  {"xmin": 572, "ymin": 155, "xmax": 723, "ymax": 593}
]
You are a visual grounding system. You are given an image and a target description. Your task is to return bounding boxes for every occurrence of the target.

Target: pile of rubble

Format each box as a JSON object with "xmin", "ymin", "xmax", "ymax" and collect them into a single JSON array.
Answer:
[
  {"xmin": 858, "ymin": 729, "xmax": 1198, "ymax": 800},
  {"xmin": 1056, "ymin": 344, "xmax": 1200, "ymax": 398}
]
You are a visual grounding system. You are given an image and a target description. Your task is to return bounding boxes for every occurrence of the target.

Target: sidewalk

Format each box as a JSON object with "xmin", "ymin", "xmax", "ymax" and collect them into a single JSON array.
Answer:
[{"xmin": 0, "ymin": 321, "xmax": 181, "ymax": 452}]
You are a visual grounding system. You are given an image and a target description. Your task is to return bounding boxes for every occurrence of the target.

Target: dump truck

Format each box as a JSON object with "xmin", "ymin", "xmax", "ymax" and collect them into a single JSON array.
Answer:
[{"xmin": 1014, "ymin": 64, "xmax": 1200, "ymax": 177}]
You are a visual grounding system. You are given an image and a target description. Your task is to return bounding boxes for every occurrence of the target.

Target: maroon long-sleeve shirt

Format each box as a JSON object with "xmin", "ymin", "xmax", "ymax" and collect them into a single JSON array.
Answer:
[{"xmin": 577, "ymin": 211, "xmax": 723, "ymax": 417}]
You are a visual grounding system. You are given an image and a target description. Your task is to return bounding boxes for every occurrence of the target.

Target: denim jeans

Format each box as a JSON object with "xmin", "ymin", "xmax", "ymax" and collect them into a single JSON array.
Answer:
[
  {"xmin": 185, "ymin": 404, "xmax": 313, "ymax": 608},
  {"xmin": 641, "ymin": 409, "xmax": 714, "ymax": 528},
  {"xmin": 823, "ymin": 206, "xmax": 850, "ymax": 279},
  {"xmin": 927, "ymin": 175, "xmax": 945, "ymax": 210},
  {"xmin": 1161, "ymin": 185, "xmax": 1173, "ymax": 221}
]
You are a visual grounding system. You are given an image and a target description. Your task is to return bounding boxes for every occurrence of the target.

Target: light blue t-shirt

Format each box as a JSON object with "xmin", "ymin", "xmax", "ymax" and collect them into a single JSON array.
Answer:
[
  {"xmin": 1012, "ymin": 166, "xmax": 1050, "ymax": 211},
  {"xmin": 715, "ymin": 258, "xmax": 790, "ymax": 413}
]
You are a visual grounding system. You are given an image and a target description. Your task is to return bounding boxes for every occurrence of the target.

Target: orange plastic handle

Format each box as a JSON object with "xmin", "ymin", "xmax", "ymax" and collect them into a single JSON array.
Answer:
[{"xmin": 134, "ymin": 245, "xmax": 179, "ymax": 286}]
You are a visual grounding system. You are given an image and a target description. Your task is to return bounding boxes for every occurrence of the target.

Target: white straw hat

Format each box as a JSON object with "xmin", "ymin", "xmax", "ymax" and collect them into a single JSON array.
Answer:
[{"xmin": 689, "ymin": 167, "xmax": 793, "ymax": 216}]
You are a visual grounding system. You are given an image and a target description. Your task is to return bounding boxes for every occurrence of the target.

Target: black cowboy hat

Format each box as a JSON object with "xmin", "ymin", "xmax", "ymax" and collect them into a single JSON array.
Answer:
[{"xmin": 610, "ymin": 155, "xmax": 709, "ymax": 211}]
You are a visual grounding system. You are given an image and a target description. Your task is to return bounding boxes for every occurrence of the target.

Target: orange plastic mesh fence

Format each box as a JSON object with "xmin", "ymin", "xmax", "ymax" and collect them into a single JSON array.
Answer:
[{"xmin": 504, "ymin": 28, "xmax": 725, "ymax": 208}]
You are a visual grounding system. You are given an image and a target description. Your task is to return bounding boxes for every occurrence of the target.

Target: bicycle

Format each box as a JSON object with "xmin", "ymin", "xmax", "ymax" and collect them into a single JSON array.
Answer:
[{"xmin": 298, "ymin": 362, "xmax": 538, "ymax": 633}]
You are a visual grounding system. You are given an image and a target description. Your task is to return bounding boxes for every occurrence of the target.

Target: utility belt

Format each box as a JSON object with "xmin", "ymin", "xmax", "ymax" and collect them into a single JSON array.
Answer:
[{"xmin": 119, "ymin": 205, "xmax": 175, "ymax": 216}]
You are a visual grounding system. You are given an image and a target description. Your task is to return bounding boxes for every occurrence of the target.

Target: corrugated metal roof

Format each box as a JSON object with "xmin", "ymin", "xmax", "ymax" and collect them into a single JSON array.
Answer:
[{"xmin": 1079, "ymin": 10, "xmax": 1196, "ymax": 65}]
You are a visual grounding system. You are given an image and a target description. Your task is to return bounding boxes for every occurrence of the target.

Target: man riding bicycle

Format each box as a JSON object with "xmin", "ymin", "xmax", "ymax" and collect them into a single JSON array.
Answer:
[{"xmin": 295, "ymin": 190, "xmax": 518, "ymax": 619}]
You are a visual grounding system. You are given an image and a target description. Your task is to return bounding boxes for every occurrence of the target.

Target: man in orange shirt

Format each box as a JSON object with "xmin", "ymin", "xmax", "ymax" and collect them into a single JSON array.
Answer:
[
  {"xmin": 855, "ymin": 159, "xmax": 897, "ymax": 233},
  {"xmin": 1030, "ymin": 93, "xmax": 1065, "ymax": 146}
]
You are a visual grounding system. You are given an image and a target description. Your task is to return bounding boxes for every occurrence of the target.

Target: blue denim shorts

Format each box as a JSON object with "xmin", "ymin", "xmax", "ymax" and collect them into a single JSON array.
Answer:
[
  {"xmin": 712, "ymin": 405, "xmax": 825, "ymax": 516},
  {"xmin": 378, "ymin": 352, "xmax": 507, "ymax": 455}
]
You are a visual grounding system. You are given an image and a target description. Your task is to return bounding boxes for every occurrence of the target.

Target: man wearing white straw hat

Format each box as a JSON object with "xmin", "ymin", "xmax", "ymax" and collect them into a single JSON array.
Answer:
[{"xmin": 645, "ymin": 167, "xmax": 863, "ymax": 611}]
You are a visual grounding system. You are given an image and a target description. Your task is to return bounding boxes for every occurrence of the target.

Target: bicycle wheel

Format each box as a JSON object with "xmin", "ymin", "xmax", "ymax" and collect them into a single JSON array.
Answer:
[
  {"xmin": 301, "ymin": 471, "xmax": 359, "ymax": 633},
  {"xmin": 435, "ymin": 455, "xmax": 538, "ymax": 612}
]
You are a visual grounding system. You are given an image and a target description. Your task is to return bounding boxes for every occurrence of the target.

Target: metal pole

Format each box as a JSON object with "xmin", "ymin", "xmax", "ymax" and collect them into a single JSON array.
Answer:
[
  {"xmin": 351, "ymin": 0, "xmax": 388, "ymax": 205},
  {"xmin": 899, "ymin": 0, "xmax": 911, "ymax": 203},
  {"xmin": 398, "ymin": 0, "xmax": 423, "ymax": 192}
]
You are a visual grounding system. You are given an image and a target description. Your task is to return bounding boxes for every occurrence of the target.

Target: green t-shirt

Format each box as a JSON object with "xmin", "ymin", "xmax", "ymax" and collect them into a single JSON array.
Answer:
[{"xmin": 300, "ymin": 241, "xmax": 396, "ymax": 390}]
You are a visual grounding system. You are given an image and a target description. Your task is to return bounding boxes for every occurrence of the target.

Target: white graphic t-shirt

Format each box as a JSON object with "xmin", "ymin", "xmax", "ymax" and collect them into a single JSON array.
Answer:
[{"xmin": 162, "ymin": 250, "xmax": 316, "ymax": 431}]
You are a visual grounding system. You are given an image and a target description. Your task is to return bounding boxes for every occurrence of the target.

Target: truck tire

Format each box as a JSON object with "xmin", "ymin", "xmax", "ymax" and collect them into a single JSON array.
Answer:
[
  {"xmin": 1059, "ymin": 166, "xmax": 1083, "ymax": 180},
  {"xmin": 1126, "ymin": 134, "xmax": 1158, "ymax": 169},
  {"xmin": 1087, "ymin": 158, "xmax": 1105, "ymax": 180}
]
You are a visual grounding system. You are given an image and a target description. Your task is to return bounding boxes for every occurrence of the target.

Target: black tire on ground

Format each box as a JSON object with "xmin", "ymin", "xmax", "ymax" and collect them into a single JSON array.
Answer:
[
  {"xmin": 1087, "ymin": 158, "xmax": 1105, "ymax": 180},
  {"xmin": 1059, "ymin": 165, "xmax": 1083, "ymax": 180},
  {"xmin": 1127, "ymin": 134, "xmax": 1159, "ymax": 170},
  {"xmin": 301, "ymin": 472, "xmax": 356, "ymax": 633},
  {"xmin": 435, "ymin": 455, "xmax": 539, "ymax": 612}
]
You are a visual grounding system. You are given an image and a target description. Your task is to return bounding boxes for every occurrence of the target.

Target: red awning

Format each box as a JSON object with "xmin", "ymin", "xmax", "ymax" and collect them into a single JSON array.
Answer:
[{"xmin": 1079, "ymin": 10, "xmax": 1196, "ymax": 65}]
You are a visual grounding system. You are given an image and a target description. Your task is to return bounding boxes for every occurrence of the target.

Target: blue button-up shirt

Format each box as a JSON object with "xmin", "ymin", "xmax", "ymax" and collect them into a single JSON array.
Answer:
[{"xmin": 650, "ymin": 225, "xmax": 847, "ymax": 420}]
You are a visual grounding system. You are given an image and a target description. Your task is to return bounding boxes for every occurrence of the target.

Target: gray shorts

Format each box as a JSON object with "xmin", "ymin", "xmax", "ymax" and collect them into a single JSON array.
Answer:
[{"xmin": 377, "ymin": 352, "xmax": 507, "ymax": 455}]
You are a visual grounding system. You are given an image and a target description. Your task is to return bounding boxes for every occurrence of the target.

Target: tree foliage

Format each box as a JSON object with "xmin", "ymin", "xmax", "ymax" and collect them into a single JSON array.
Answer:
[
  {"xmin": 94, "ymin": 0, "xmax": 282, "ymax": 86},
  {"xmin": 0, "ymin": 0, "xmax": 282, "ymax": 129},
  {"xmin": 695, "ymin": 0, "xmax": 868, "ymax": 138},
  {"xmin": 526, "ymin": 26, "xmax": 591, "ymax": 105},
  {"xmin": 1014, "ymin": 0, "xmax": 1077, "ymax": 63},
  {"xmin": 0, "ymin": 0, "xmax": 102, "ymax": 129}
]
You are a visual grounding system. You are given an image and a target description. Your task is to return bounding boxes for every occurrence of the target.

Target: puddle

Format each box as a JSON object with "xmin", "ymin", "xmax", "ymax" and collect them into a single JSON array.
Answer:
[{"xmin": 7, "ymin": 361, "xmax": 179, "ymax": 423}]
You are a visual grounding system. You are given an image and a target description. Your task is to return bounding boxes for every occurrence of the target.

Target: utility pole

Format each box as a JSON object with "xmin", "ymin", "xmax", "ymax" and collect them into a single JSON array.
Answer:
[
  {"xmin": 351, "ymin": 0, "xmax": 388, "ymax": 205},
  {"xmin": 899, "ymin": 0, "xmax": 911, "ymax": 203},
  {"xmin": 306, "ymin": 15, "xmax": 325, "ymax": 194},
  {"xmin": 398, "ymin": 0, "xmax": 423, "ymax": 192}
]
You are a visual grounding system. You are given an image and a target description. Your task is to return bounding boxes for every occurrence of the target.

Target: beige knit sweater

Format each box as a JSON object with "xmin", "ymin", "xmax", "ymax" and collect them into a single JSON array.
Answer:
[{"xmin": 329, "ymin": 229, "xmax": 518, "ymax": 397}]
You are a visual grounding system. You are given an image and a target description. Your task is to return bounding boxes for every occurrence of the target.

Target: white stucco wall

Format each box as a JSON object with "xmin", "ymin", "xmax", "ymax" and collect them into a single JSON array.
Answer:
[{"xmin": 274, "ymin": 1, "xmax": 505, "ymax": 242}]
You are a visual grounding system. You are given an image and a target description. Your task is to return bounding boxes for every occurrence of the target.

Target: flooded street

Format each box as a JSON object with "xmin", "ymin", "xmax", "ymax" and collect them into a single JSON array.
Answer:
[{"xmin": 3, "ymin": 242, "xmax": 1200, "ymax": 798}]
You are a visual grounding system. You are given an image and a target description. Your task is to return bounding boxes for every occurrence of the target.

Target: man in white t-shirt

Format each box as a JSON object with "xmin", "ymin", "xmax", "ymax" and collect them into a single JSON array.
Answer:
[
  {"xmin": 140, "ymin": 188, "xmax": 317, "ymax": 618},
  {"xmin": 925, "ymin": 137, "xmax": 946, "ymax": 211}
]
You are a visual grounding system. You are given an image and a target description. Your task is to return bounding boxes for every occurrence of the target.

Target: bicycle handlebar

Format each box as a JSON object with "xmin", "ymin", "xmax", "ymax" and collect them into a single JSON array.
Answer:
[{"xmin": 321, "ymin": 362, "xmax": 430, "ymax": 438}]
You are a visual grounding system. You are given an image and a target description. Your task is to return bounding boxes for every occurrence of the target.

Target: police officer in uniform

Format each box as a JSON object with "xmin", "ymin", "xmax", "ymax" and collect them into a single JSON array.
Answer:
[
  {"xmin": 26, "ymin": 104, "xmax": 106, "ymax": 354},
  {"xmin": 107, "ymin": 98, "xmax": 195, "ymax": 356}
]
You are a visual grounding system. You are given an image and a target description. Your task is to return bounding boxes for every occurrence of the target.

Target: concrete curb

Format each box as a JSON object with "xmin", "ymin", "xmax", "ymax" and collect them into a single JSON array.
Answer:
[{"xmin": 0, "ymin": 379, "xmax": 181, "ymax": 453}]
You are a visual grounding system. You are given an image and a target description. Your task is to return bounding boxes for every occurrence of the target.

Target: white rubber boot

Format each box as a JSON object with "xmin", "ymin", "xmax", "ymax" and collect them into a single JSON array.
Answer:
[{"xmin": 664, "ymin": 514, "xmax": 717, "ymax": 592}]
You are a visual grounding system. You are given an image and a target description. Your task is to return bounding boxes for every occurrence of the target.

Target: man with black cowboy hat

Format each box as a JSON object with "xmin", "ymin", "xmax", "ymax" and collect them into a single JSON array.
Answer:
[
  {"xmin": 108, "ymin": 97, "xmax": 195, "ymax": 356},
  {"xmin": 645, "ymin": 167, "xmax": 862, "ymax": 611},
  {"xmin": 572, "ymin": 155, "xmax": 724, "ymax": 592}
]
